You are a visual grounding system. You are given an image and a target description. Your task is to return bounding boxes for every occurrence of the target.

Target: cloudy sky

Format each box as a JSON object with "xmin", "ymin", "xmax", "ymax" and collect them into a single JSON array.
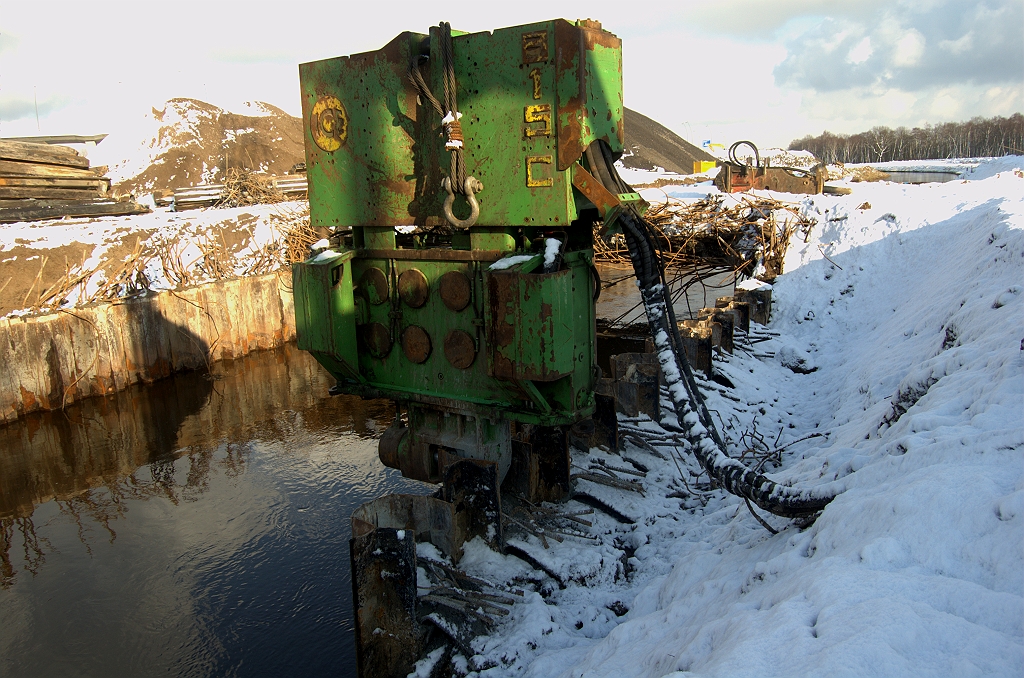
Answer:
[{"xmin": 1, "ymin": 0, "xmax": 1021, "ymax": 148}]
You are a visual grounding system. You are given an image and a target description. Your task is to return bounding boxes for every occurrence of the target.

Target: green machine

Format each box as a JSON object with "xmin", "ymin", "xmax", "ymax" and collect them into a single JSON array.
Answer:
[
  {"xmin": 293, "ymin": 19, "xmax": 633, "ymax": 496},
  {"xmin": 291, "ymin": 18, "xmax": 836, "ymax": 676}
]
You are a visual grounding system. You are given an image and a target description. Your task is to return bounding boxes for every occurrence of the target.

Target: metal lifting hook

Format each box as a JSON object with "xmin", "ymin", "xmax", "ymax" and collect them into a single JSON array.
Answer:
[{"xmin": 442, "ymin": 176, "xmax": 483, "ymax": 229}]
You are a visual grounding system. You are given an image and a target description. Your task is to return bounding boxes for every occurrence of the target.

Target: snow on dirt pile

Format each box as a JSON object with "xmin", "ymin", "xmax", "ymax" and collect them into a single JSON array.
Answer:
[
  {"xmin": 92, "ymin": 98, "xmax": 304, "ymax": 197},
  {"xmin": 0, "ymin": 201, "xmax": 310, "ymax": 318},
  {"xmin": 442, "ymin": 158, "xmax": 1024, "ymax": 677}
]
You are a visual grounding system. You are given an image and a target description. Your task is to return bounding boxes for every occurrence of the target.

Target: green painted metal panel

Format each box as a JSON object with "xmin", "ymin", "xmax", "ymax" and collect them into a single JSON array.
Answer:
[
  {"xmin": 299, "ymin": 19, "xmax": 623, "ymax": 230},
  {"xmin": 299, "ymin": 33, "xmax": 426, "ymax": 229},
  {"xmin": 293, "ymin": 18, "xmax": 621, "ymax": 430},
  {"xmin": 292, "ymin": 251, "xmax": 359, "ymax": 379}
]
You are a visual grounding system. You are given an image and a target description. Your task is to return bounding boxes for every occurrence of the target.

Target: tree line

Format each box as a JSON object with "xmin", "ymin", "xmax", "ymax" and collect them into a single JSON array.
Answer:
[{"xmin": 788, "ymin": 113, "xmax": 1024, "ymax": 164}]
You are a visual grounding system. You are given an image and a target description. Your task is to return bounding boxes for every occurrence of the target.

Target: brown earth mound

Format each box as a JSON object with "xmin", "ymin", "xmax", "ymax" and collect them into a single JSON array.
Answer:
[
  {"xmin": 113, "ymin": 99, "xmax": 707, "ymax": 197},
  {"xmin": 113, "ymin": 99, "xmax": 305, "ymax": 197},
  {"xmin": 621, "ymin": 108, "xmax": 717, "ymax": 175}
]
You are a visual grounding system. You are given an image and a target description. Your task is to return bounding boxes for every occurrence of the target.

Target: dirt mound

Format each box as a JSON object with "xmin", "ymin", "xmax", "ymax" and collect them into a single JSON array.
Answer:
[
  {"xmin": 107, "ymin": 99, "xmax": 305, "ymax": 197},
  {"xmin": 106, "ymin": 99, "xmax": 705, "ymax": 195},
  {"xmin": 621, "ymin": 108, "xmax": 717, "ymax": 175}
]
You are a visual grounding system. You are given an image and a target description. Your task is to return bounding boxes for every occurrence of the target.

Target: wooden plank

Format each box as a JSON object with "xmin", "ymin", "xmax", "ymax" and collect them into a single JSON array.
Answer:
[
  {"xmin": 0, "ymin": 159, "xmax": 103, "ymax": 179},
  {"xmin": 0, "ymin": 200, "xmax": 149, "ymax": 223},
  {"xmin": 1, "ymin": 134, "xmax": 107, "ymax": 145},
  {"xmin": 0, "ymin": 140, "xmax": 90, "ymax": 168},
  {"xmin": 0, "ymin": 187, "xmax": 104, "ymax": 200},
  {"xmin": 0, "ymin": 176, "xmax": 109, "ymax": 189},
  {"xmin": 0, "ymin": 198, "xmax": 115, "ymax": 208}
]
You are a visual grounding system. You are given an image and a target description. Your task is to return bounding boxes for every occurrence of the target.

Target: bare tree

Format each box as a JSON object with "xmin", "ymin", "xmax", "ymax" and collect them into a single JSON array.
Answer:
[{"xmin": 789, "ymin": 114, "xmax": 1024, "ymax": 162}]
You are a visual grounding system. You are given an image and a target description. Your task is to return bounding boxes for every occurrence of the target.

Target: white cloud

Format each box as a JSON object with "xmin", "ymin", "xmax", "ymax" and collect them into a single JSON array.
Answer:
[
  {"xmin": 776, "ymin": 0, "xmax": 1023, "ymax": 91},
  {"xmin": 939, "ymin": 30, "xmax": 975, "ymax": 55},
  {"xmin": 0, "ymin": 0, "xmax": 1019, "ymax": 151},
  {"xmin": 929, "ymin": 90, "xmax": 962, "ymax": 119},
  {"xmin": 846, "ymin": 37, "xmax": 873, "ymax": 64},
  {"xmin": 892, "ymin": 29, "xmax": 926, "ymax": 67}
]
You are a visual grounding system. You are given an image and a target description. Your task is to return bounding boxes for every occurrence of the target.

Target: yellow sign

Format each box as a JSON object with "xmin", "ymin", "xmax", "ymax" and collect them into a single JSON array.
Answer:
[{"xmin": 310, "ymin": 95, "xmax": 348, "ymax": 152}]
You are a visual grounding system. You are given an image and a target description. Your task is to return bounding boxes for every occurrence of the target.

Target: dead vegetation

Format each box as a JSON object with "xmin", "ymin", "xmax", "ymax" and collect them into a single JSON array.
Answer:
[
  {"xmin": 630, "ymin": 175, "xmax": 714, "ymax": 189},
  {"xmin": 219, "ymin": 167, "xmax": 287, "ymax": 207},
  {"xmin": 17, "ymin": 202, "xmax": 316, "ymax": 316},
  {"xmin": 826, "ymin": 163, "xmax": 891, "ymax": 182},
  {"xmin": 594, "ymin": 194, "xmax": 814, "ymax": 281},
  {"xmin": 848, "ymin": 166, "xmax": 892, "ymax": 183}
]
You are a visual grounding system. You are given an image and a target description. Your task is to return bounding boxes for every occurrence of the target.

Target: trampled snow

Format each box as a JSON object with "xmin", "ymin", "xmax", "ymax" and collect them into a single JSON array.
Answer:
[{"xmin": 449, "ymin": 157, "xmax": 1024, "ymax": 677}]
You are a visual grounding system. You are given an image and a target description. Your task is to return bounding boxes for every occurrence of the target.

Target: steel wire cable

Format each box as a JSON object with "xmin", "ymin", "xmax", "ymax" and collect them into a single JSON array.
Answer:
[{"xmin": 407, "ymin": 22, "xmax": 468, "ymax": 194}]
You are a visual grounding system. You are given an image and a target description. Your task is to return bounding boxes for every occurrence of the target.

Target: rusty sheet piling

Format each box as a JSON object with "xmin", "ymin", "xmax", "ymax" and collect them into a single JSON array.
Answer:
[{"xmin": 0, "ymin": 270, "xmax": 295, "ymax": 423}]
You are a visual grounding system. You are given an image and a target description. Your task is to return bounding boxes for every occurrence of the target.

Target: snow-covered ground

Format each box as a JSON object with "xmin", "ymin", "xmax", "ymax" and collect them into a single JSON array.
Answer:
[{"xmin": 427, "ymin": 158, "xmax": 1024, "ymax": 677}]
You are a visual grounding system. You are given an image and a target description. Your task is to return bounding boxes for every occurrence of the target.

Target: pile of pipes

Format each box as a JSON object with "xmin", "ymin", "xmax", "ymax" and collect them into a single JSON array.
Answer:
[
  {"xmin": 165, "ymin": 172, "xmax": 308, "ymax": 211},
  {"xmin": 0, "ymin": 138, "xmax": 150, "ymax": 223}
]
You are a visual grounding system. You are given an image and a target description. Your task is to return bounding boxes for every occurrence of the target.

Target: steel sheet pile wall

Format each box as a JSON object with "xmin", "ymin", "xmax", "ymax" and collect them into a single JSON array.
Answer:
[{"xmin": 0, "ymin": 271, "xmax": 296, "ymax": 423}]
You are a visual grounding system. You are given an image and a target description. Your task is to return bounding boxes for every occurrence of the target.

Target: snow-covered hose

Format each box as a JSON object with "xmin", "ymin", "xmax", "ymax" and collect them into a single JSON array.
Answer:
[
  {"xmin": 585, "ymin": 136, "xmax": 836, "ymax": 518},
  {"xmin": 617, "ymin": 209, "xmax": 835, "ymax": 518}
]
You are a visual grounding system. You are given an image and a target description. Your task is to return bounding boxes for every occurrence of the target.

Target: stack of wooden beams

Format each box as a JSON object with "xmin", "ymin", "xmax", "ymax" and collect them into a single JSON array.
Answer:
[{"xmin": 0, "ymin": 140, "xmax": 150, "ymax": 223}]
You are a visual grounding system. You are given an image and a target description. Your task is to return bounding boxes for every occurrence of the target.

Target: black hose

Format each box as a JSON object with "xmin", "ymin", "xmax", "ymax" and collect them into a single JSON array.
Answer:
[
  {"xmin": 729, "ymin": 140, "xmax": 760, "ymax": 168},
  {"xmin": 586, "ymin": 141, "xmax": 835, "ymax": 518}
]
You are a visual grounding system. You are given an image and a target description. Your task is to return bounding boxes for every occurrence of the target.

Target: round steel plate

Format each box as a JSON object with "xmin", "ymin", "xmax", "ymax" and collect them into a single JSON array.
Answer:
[
  {"xmin": 444, "ymin": 330, "xmax": 476, "ymax": 369},
  {"xmin": 309, "ymin": 95, "xmax": 348, "ymax": 152},
  {"xmin": 360, "ymin": 267, "xmax": 389, "ymax": 305},
  {"xmin": 401, "ymin": 325, "xmax": 432, "ymax": 364},
  {"xmin": 398, "ymin": 268, "xmax": 430, "ymax": 308},
  {"xmin": 362, "ymin": 322, "xmax": 392, "ymax": 358},
  {"xmin": 438, "ymin": 270, "xmax": 471, "ymax": 312}
]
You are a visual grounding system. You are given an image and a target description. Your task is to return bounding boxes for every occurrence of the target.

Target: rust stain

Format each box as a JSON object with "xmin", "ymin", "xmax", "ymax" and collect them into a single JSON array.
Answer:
[
  {"xmin": 571, "ymin": 164, "xmax": 620, "ymax": 217},
  {"xmin": 582, "ymin": 26, "xmax": 621, "ymax": 51},
  {"xmin": 487, "ymin": 273, "xmax": 517, "ymax": 380},
  {"xmin": 19, "ymin": 385, "xmax": 36, "ymax": 409},
  {"xmin": 148, "ymin": 357, "xmax": 172, "ymax": 381},
  {"xmin": 90, "ymin": 375, "xmax": 109, "ymax": 394}
]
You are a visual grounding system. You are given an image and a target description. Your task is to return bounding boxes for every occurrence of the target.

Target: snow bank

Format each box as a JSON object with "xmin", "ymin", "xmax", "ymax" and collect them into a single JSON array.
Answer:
[{"xmin": 458, "ymin": 157, "xmax": 1023, "ymax": 677}]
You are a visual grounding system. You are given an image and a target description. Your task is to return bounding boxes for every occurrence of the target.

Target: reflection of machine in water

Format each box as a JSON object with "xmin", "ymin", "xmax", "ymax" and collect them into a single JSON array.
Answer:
[{"xmin": 0, "ymin": 345, "xmax": 393, "ymax": 589}]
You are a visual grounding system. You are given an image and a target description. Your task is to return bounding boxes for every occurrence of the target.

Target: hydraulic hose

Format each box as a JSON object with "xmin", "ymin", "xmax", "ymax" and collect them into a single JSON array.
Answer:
[
  {"xmin": 587, "ymin": 142, "xmax": 836, "ymax": 518},
  {"xmin": 728, "ymin": 140, "xmax": 761, "ymax": 168}
]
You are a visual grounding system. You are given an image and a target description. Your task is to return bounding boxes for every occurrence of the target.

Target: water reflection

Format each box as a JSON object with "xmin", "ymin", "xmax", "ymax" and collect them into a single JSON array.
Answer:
[
  {"xmin": 596, "ymin": 264, "xmax": 735, "ymax": 323},
  {"xmin": 0, "ymin": 343, "xmax": 426, "ymax": 677}
]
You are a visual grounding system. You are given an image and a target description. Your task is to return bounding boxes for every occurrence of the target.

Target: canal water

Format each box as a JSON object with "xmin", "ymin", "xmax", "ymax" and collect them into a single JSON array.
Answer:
[
  {"xmin": 595, "ymin": 264, "xmax": 735, "ymax": 324},
  {"xmin": 883, "ymin": 170, "xmax": 960, "ymax": 184},
  {"xmin": 0, "ymin": 344, "xmax": 428, "ymax": 677},
  {"xmin": 0, "ymin": 269, "xmax": 735, "ymax": 677}
]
